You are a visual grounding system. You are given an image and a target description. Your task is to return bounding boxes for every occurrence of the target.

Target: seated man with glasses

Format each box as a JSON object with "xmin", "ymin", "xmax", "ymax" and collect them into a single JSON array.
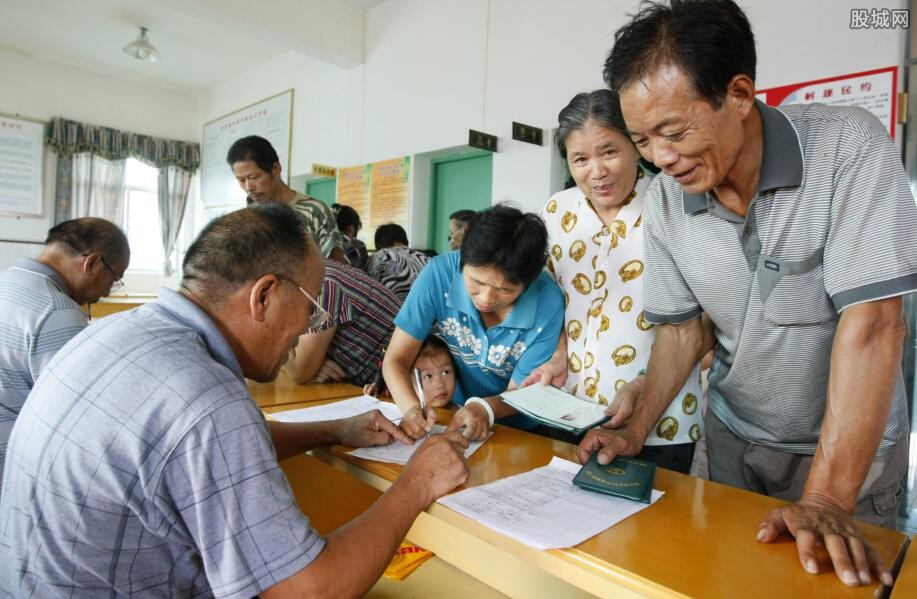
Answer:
[
  {"xmin": 0, "ymin": 216, "xmax": 129, "ymax": 494},
  {"xmin": 0, "ymin": 203, "xmax": 469, "ymax": 597},
  {"xmin": 284, "ymin": 257, "xmax": 402, "ymax": 385}
]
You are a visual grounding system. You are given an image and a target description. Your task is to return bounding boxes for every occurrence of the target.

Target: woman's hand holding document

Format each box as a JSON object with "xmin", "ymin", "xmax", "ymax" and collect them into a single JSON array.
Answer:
[{"xmin": 499, "ymin": 385, "xmax": 609, "ymax": 435}]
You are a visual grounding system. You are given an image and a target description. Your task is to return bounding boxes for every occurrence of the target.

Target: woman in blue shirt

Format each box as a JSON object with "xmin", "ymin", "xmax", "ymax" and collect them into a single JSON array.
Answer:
[{"xmin": 383, "ymin": 204, "xmax": 565, "ymax": 440}]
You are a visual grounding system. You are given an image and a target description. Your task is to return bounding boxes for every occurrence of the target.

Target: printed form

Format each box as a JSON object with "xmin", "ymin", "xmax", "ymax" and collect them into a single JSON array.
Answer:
[
  {"xmin": 349, "ymin": 425, "xmax": 490, "ymax": 465},
  {"xmin": 438, "ymin": 456, "xmax": 663, "ymax": 550},
  {"xmin": 269, "ymin": 395, "xmax": 403, "ymax": 423}
]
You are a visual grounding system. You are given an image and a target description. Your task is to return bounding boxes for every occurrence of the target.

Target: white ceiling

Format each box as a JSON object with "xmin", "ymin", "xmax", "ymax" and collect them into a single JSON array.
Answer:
[{"xmin": 0, "ymin": 0, "xmax": 387, "ymax": 95}]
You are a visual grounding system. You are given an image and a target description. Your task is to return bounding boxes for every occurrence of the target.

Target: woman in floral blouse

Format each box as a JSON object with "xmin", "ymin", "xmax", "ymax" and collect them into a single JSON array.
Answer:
[{"xmin": 532, "ymin": 90, "xmax": 704, "ymax": 473}]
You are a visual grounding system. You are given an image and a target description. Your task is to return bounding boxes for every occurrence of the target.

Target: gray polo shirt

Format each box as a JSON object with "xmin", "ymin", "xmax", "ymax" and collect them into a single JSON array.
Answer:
[
  {"xmin": 0, "ymin": 257, "xmax": 87, "ymax": 492},
  {"xmin": 644, "ymin": 101, "xmax": 917, "ymax": 454},
  {"xmin": 0, "ymin": 288, "xmax": 324, "ymax": 598}
]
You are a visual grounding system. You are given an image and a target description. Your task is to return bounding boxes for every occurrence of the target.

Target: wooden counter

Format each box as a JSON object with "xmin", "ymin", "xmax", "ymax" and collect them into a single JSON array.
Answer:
[
  {"xmin": 247, "ymin": 373, "xmax": 363, "ymax": 407},
  {"xmin": 85, "ymin": 294, "xmax": 156, "ymax": 319},
  {"xmin": 266, "ymin": 399, "xmax": 909, "ymax": 599},
  {"xmin": 890, "ymin": 538, "xmax": 915, "ymax": 598},
  {"xmin": 279, "ymin": 451, "xmax": 506, "ymax": 597}
]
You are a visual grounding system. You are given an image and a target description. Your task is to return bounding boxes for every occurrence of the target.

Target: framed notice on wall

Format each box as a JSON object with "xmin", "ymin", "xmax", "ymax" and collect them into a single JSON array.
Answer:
[
  {"xmin": 0, "ymin": 114, "xmax": 44, "ymax": 217},
  {"xmin": 200, "ymin": 89, "xmax": 293, "ymax": 211},
  {"xmin": 756, "ymin": 66, "xmax": 898, "ymax": 138}
]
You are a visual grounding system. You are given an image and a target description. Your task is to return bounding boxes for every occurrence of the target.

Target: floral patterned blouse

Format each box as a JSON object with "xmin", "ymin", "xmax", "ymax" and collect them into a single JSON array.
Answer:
[{"xmin": 542, "ymin": 172, "xmax": 704, "ymax": 445}]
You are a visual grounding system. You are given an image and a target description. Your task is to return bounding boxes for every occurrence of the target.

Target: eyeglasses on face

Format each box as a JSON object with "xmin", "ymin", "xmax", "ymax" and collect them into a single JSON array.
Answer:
[
  {"xmin": 276, "ymin": 275, "xmax": 330, "ymax": 329},
  {"xmin": 83, "ymin": 253, "xmax": 124, "ymax": 293}
]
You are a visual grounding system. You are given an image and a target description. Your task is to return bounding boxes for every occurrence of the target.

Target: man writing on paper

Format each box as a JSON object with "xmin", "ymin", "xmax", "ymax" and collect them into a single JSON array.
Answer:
[
  {"xmin": 578, "ymin": 0, "xmax": 917, "ymax": 588},
  {"xmin": 0, "ymin": 203, "xmax": 469, "ymax": 598},
  {"xmin": 0, "ymin": 217, "xmax": 129, "ymax": 495}
]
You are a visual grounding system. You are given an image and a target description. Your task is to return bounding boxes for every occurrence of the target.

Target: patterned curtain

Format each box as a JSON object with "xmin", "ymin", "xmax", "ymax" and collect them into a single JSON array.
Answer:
[
  {"xmin": 45, "ymin": 118, "xmax": 200, "ymax": 172},
  {"xmin": 158, "ymin": 167, "xmax": 193, "ymax": 276},
  {"xmin": 68, "ymin": 153, "xmax": 126, "ymax": 225},
  {"xmin": 46, "ymin": 118, "xmax": 200, "ymax": 231}
]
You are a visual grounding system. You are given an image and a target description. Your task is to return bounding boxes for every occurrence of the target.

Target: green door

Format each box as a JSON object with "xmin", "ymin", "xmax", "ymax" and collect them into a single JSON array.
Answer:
[
  {"xmin": 429, "ymin": 152, "xmax": 493, "ymax": 254},
  {"xmin": 307, "ymin": 178, "xmax": 337, "ymax": 205}
]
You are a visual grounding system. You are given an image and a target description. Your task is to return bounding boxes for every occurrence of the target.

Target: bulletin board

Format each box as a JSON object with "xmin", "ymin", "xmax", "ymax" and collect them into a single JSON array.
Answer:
[
  {"xmin": 200, "ymin": 89, "xmax": 293, "ymax": 212},
  {"xmin": 0, "ymin": 113, "xmax": 45, "ymax": 217},
  {"xmin": 335, "ymin": 157, "xmax": 411, "ymax": 250},
  {"xmin": 368, "ymin": 157, "xmax": 411, "ymax": 232}
]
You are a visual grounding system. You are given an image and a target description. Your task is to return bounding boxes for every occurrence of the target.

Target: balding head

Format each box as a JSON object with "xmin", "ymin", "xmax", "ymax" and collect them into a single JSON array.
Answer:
[
  {"xmin": 46, "ymin": 217, "xmax": 129, "ymax": 264},
  {"xmin": 39, "ymin": 217, "xmax": 130, "ymax": 305},
  {"xmin": 181, "ymin": 203, "xmax": 314, "ymax": 303},
  {"xmin": 180, "ymin": 203, "xmax": 324, "ymax": 382}
]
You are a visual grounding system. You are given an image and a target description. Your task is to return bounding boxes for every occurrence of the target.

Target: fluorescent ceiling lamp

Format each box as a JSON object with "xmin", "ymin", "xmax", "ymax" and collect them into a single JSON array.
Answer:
[{"xmin": 122, "ymin": 27, "xmax": 160, "ymax": 62}]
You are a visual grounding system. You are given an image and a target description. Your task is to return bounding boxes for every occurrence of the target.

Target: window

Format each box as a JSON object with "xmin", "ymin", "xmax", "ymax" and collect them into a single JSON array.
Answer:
[{"xmin": 123, "ymin": 158, "xmax": 174, "ymax": 272}]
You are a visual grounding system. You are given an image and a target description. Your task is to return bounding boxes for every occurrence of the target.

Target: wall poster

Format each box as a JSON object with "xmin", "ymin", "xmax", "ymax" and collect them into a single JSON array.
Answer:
[
  {"xmin": 0, "ymin": 113, "xmax": 44, "ymax": 217},
  {"xmin": 756, "ymin": 66, "xmax": 897, "ymax": 138}
]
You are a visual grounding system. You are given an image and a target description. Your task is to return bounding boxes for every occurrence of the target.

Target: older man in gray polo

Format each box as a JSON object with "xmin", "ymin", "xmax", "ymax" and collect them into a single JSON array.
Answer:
[
  {"xmin": 0, "ymin": 203, "xmax": 469, "ymax": 597},
  {"xmin": 577, "ymin": 0, "xmax": 917, "ymax": 588},
  {"xmin": 0, "ymin": 217, "xmax": 128, "ymax": 494}
]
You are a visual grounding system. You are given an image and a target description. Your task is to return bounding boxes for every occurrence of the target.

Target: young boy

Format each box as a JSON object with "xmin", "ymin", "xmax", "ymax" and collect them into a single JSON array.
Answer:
[{"xmin": 364, "ymin": 336, "xmax": 456, "ymax": 411}]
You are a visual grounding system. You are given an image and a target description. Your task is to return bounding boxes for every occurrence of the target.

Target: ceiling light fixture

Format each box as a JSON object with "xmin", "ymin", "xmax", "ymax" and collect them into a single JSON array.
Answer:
[{"xmin": 122, "ymin": 27, "xmax": 160, "ymax": 62}]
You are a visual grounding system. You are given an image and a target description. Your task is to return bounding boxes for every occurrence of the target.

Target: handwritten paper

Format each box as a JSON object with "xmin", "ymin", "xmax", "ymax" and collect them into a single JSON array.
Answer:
[
  {"xmin": 270, "ymin": 395, "xmax": 402, "ymax": 423},
  {"xmin": 348, "ymin": 425, "xmax": 489, "ymax": 465},
  {"xmin": 437, "ymin": 456, "xmax": 663, "ymax": 550}
]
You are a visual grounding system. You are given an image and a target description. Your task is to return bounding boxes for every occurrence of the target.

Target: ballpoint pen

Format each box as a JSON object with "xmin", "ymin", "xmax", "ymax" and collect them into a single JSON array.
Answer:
[{"xmin": 412, "ymin": 367, "xmax": 431, "ymax": 438}]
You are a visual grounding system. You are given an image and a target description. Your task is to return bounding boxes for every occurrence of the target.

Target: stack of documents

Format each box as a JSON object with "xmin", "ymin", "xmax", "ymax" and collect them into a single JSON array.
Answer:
[
  {"xmin": 500, "ymin": 385, "xmax": 608, "ymax": 435},
  {"xmin": 438, "ymin": 457, "xmax": 662, "ymax": 550}
]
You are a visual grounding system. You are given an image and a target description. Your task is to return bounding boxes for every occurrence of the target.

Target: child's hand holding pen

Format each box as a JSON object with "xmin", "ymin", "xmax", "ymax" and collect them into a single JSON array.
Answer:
[
  {"xmin": 400, "ymin": 405, "xmax": 436, "ymax": 440},
  {"xmin": 398, "ymin": 368, "xmax": 435, "ymax": 440}
]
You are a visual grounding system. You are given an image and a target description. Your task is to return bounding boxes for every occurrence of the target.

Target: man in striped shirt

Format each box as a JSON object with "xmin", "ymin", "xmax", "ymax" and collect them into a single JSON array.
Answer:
[
  {"xmin": 367, "ymin": 223, "xmax": 431, "ymax": 301},
  {"xmin": 577, "ymin": 0, "xmax": 917, "ymax": 588},
  {"xmin": 228, "ymin": 135, "xmax": 347, "ymax": 264},
  {"xmin": 0, "ymin": 218, "xmax": 128, "ymax": 493},
  {"xmin": 284, "ymin": 259, "xmax": 401, "ymax": 386}
]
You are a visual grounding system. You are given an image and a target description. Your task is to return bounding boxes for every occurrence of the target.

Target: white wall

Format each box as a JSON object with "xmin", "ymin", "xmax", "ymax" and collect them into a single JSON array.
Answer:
[
  {"xmin": 0, "ymin": 47, "xmax": 200, "ymax": 290},
  {"xmin": 199, "ymin": 50, "xmax": 351, "ymax": 180},
  {"xmin": 353, "ymin": 0, "xmax": 908, "ymax": 215},
  {"xmin": 194, "ymin": 0, "xmax": 908, "ymax": 230},
  {"xmin": 358, "ymin": 0, "xmax": 489, "ymax": 163},
  {"xmin": 483, "ymin": 0, "xmax": 630, "ymax": 213}
]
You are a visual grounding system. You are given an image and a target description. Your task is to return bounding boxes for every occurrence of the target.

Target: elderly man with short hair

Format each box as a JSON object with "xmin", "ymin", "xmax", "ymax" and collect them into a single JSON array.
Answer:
[
  {"xmin": 0, "ymin": 217, "xmax": 129, "ymax": 493},
  {"xmin": 576, "ymin": 0, "xmax": 917, "ymax": 587},
  {"xmin": 0, "ymin": 203, "xmax": 469, "ymax": 597}
]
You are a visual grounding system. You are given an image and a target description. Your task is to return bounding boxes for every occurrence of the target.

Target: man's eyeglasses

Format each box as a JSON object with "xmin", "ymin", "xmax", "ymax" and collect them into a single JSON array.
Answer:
[
  {"xmin": 84, "ymin": 253, "xmax": 124, "ymax": 293},
  {"xmin": 100, "ymin": 256, "xmax": 124, "ymax": 292},
  {"xmin": 277, "ymin": 275, "xmax": 330, "ymax": 329}
]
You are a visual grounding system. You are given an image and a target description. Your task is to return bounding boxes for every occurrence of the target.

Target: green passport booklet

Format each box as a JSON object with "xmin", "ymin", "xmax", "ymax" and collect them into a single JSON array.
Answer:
[{"xmin": 572, "ymin": 453, "xmax": 656, "ymax": 503}]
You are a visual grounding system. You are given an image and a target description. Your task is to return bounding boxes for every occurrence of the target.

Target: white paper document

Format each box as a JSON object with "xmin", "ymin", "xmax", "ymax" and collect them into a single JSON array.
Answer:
[
  {"xmin": 500, "ymin": 385, "xmax": 608, "ymax": 432},
  {"xmin": 270, "ymin": 395, "xmax": 403, "ymax": 424},
  {"xmin": 437, "ymin": 456, "xmax": 663, "ymax": 550},
  {"xmin": 348, "ymin": 425, "xmax": 489, "ymax": 465}
]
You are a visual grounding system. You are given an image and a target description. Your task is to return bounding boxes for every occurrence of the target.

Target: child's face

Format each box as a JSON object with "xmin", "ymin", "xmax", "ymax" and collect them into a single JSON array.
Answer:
[{"xmin": 415, "ymin": 352, "xmax": 456, "ymax": 407}]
